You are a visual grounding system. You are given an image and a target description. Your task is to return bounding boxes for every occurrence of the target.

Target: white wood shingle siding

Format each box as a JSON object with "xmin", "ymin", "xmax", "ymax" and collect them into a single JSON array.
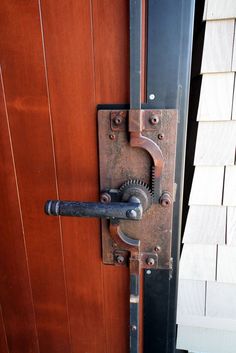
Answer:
[{"xmin": 177, "ymin": 1, "xmax": 236, "ymax": 352}]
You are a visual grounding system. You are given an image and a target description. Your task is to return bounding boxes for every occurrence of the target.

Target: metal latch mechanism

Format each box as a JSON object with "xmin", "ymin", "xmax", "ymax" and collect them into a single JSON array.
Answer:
[{"xmin": 44, "ymin": 108, "xmax": 177, "ymax": 353}]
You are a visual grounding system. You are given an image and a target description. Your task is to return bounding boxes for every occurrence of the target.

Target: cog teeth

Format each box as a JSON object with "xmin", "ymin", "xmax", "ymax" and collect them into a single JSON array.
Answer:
[
  {"xmin": 152, "ymin": 166, "xmax": 155, "ymax": 191},
  {"xmin": 119, "ymin": 179, "xmax": 152, "ymax": 195}
]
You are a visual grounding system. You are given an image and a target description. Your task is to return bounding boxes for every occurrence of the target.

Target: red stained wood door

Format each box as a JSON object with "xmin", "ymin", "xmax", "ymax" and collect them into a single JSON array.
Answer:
[{"xmin": 0, "ymin": 1, "xmax": 130, "ymax": 352}]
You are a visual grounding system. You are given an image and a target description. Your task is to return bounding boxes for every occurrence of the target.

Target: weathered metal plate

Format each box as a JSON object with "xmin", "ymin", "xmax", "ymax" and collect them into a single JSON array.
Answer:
[{"xmin": 98, "ymin": 109, "xmax": 177, "ymax": 269}]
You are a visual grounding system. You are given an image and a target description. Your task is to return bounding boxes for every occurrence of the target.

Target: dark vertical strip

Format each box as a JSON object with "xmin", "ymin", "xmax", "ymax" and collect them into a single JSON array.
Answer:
[
  {"xmin": 130, "ymin": 0, "xmax": 142, "ymax": 109},
  {"xmin": 143, "ymin": 270, "xmax": 170, "ymax": 352},
  {"xmin": 130, "ymin": 274, "xmax": 140, "ymax": 353},
  {"xmin": 144, "ymin": 1, "xmax": 195, "ymax": 353}
]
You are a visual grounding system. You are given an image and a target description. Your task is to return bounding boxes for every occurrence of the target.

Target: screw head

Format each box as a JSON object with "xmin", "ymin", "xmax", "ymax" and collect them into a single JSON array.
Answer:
[
  {"xmin": 116, "ymin": 255, "xmax": 125, "ymax": 264},
  {"xmin": 154, "ymin": 246, "xmax": 161, "ymax": 252},
  {"xmin": 109, "ymin": 134, "xmax": 116, "ymax": 140},
  {"xmin": 146, "ymin": 257, "xmax": 155, "ymax": 266},
  {"xmin": 159, "ymin": 192, "xmax": 172, "ymax": 207},
  {"xmin": 149, "ymin": 93, "xmax": 155, "ymax": 100},
  {"xmin": 126, "ymin": 209, "xmax": 137, "ymax": 219},
  {"xmin": 113, "ymin": 116, "xmax": 122, "ymax": 125},
  {"xmin": 131, "ymin": 325, "xmax": 137, "ymax": 331},
  {"xmin": 100, "ymin": 192, "xmax": 111, "ymax": 203},
  {"xmin": 150, "ymin": 114, "xmax": 159, "ymax": 125},
  {"xmin": 146, "ymin": 269, "xmax": 152, "ymax": 275},
  {"xmin": 158, "ymin": 133, "xmax": 164, "ymax": 140}
]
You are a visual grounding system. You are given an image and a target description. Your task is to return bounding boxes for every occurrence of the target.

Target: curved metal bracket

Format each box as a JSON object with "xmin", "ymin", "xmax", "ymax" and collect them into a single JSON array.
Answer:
[
  {"xmin": 130, "ymin": 131, "xmax": 164, "ymax": 177},
  {"xmin": 109, "ymin": 219, "xmax": 140, "ymax": 274},
  {"xmin": 109, "ymin": 219, "xmax": 140, "ymax": 253},
  {"xmin": 129, "ymin": 110, "xmax": 164, "ymax": 201}
]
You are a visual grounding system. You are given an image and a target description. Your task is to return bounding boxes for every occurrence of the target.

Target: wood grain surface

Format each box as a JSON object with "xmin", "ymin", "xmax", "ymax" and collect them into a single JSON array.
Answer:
[{"xmin": 0, "ymin": 1, "xmax": 131, "ymax": 352}]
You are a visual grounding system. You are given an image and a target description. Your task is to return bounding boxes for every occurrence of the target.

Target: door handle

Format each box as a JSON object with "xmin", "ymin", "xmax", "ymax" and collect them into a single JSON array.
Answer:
[
  {"xmin": 45, "ymin": 179, "xmax": 152, "ymax": 221},
  {"xmin": 45, "ymin": 198, "xmax": 143, "ymax": 220}
]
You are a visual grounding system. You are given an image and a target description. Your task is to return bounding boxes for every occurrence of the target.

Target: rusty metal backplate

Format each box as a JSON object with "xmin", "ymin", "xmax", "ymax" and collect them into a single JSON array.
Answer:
[{"xmin": 98, "ymin": 109, "xmax": 177, "ymax": 270}]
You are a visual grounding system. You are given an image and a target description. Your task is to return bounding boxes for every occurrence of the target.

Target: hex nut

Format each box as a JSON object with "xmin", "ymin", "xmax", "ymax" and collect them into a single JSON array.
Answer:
[
  {"xmin": 146, "ymin": 257, "xmax": 155, "ymax": 266},
  {"xmin": 100, "ymin": 193, "xmax": 111, "ymax": 203},
  {"xmin": 116, "ymin": 255, "xmax": 125, "ymax": 264},
  {"xmin": 159, "ymin": 192, "xmax": 172, "ymax": 207}
]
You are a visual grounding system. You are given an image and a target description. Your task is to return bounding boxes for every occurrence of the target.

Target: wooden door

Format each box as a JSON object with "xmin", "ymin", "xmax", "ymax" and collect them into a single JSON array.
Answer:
[{"xmin": 0, "ymin": 1, "xmax": 130, "ymax": 353}]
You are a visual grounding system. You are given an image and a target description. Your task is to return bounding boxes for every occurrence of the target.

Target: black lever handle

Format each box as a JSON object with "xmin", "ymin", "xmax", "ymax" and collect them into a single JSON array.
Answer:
[{"xmin": 45, "ymin": 197, "xmax": 143, "ymax": 220}]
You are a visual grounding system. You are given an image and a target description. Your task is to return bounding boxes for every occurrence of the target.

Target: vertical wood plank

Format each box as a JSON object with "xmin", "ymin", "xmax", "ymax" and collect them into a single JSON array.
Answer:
[
  {"xmin": 92, "ymin": 0, "xmax": 129, "ymax": 104},
  {"xmin": 0, "ymin": 2, "xmax": 71, "ymax": 352},
  {"xmin": 0, "ymin": 70, "xmax": 39, "ymax": 353},
  {"xmin": 0, "ymin": 306, "xmax": 9, "ymax": 353},
  {"xmin": 92, "ymin": 1, "xmax": 130, "ymax": 352},
  {"xmin": 201, "ymin": 20, "xmax": 235, "ymax": 73},
  {"xmin": 197, "ymin": 73, "xmax": 234, "ymax": 121},
  {"xmin": 39, "ymin": 1, "xmax": 107, "ymax": 352}
]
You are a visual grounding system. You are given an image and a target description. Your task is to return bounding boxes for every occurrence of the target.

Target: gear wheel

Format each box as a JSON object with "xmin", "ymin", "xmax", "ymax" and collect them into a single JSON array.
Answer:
[{"xmin": 119, "ymin": 179, "xmax": 153, "ymax": 211}]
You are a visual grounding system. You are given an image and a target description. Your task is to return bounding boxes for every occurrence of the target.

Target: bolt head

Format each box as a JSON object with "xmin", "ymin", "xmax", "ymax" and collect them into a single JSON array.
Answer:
[
  {"xmin": 100, "ymin": 193, "xmax": 111, "ymax": 203},
  {"xmin": 158, "ymin": 133, "xmax": 164, "ymax": 140},
  {"xmin": 109, "ymin": 134, "xmax": 116, "ymax": 140},
  {"xmin": 126, "ymin": 209, "xmax": 137, "ymax": 219},
  {"xmin": 113, "ymin": 116, "xmax": 122, "ymax": 125},
  {"xmin": 149, "ymin": 93, "xmax": 155, "ymax": 100},
  {"xmin": 150, "ymin": 114, "xmax": 159, "ymax": 125},
  {"xmin": 159, "ymin": 192, "xmax": 172, "ymax": 207},
  {"xmin": 146, "ymin": 257, "xmax": 155, "ymax": 266},
  {"xmin": 116, "ymin": 255, "xmax": 125, "ymax": 264},
  {"xmin": 154, "ymin": 246, "xmax": 161, "ymax": 252}
]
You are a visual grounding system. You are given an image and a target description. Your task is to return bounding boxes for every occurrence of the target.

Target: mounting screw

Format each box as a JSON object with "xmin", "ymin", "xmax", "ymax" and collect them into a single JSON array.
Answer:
[
  {"xmin": 113, "ymin": 116, "xmax": 122, "ymax": 125},
  {"xmin": 154, "ymin": 246, "xmax": 161, "ymax": 252},
  {"xmin": 126, "ymin": 209, "xmax": 137, "ymax": 219},
  {"xmin": 146, "ymin": 269, "xmax": 152, "ymax": 275},
  {"xmin": 109, "ymin": 133, "xmax": 116, "ymax": 140},
  {"xmin": 159, "ymin": 192, "xmax": 172, "ymax": 207},
  {"xmin": 116, "ymin": 255, "xmax": 125, "ymax": 264},
  {"xmin": 158, "ymin": 133, "xmax": 164, "ymax": 140},
  {"xmin": 100, "ymin": 192, "xmax": 111, "ymax": 203},
  {"xmin": 146, "ymin": 257, "xmax": 155, "ymax": 266},
  {"xmin": 149, "ymin": 93, "xmax": 155, "ymax": 100},
  {"xmin": 150, "ymin": 114, "xmax": 159, "ymax": 125},
  {"xmin": 131, "ymin": 325, "xmax": 137, "ymax": 331}
]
